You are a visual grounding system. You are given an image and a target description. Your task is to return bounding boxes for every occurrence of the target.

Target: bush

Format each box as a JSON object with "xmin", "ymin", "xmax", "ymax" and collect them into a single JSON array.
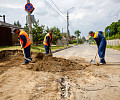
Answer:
[{"xmin": 71, "ymin": 40, "xmax": 77, "ymax": 44}]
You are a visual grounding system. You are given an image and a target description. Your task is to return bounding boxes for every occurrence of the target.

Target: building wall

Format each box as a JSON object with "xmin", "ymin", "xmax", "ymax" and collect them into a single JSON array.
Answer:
[{"xmin": 0, "ymin": 26, "xmax": 12, "ymax": 46}]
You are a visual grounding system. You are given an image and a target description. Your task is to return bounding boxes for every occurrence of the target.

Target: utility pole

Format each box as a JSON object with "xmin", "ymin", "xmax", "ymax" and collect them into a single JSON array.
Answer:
[
  {"xmin": 67, "ymin": 11, "xmax": 69, "ymax": 47},
  {"xmin": 62, "ymin": 28, "xmax": 63, "ymax": 36},
  {"xmin": 27, "ymin": 0, "xmax": 33, "ymax": 43}
]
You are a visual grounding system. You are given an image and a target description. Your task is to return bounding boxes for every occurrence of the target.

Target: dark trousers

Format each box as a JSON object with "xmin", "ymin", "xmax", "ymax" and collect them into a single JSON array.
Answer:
[
  {"xmin": 44, "ymin": 45, "xmax": 49, "ymax": 54},
  {"xmin": 98, "ymin": 41, "xmax": 106, "ymax": 63},
  {"xmin": 24, "ymin": 45, "xmax": 32, "ymax": 63}
]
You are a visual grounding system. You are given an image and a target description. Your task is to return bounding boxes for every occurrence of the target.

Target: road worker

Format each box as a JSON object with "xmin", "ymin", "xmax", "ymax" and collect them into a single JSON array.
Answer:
[
  {"xmin": 89, "ymin": 31, "xmax": 107, "ymax": 64},
  {"xmin": 13, "ymin": 29, "xmax": 32, "ymax": 65},
  {"xmin": 43, "ymin": 30, "xmax": 53, "ymax": 54}
]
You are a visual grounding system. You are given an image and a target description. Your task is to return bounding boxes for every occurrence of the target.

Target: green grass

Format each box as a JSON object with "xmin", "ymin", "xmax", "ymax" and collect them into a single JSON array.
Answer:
[
  {"xmin": 0, "ymin": 46, "xmax": 21, "ymax": 51},
  {"xmin": 0, "ymin": 45, "xmax": 67, "ymax": 52},
  {"xmin": 106, "ymin": 45, "xmax": 120, "ymax": 51},
  {"xmin": 90, "ymin": 43, "xmax": 120, "ymax": 51}
]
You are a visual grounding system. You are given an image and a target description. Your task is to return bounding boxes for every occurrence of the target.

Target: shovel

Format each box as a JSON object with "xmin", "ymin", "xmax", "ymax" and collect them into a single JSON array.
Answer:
[
  {"xmin": 49, "ymin": 45, "xmax": 52, "ymax": 54},
  {"xmin": 90, "ymin": 51, "xmax": 98, "ymax": 64},
  {"xmin": 20, "ymin": 41, "xmax": 31, "ymax": 62}
]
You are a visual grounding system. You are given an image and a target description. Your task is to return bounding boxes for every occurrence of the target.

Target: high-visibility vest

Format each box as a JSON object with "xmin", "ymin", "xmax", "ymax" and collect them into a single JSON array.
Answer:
[
  {"xmin": 43, "ymin": 33, "xmax": 52, "ymax": 46},
  {"xmin": 94, "ymin": 31, "xmax": 98, "ymax": 38},
  {"xmin": 18, "ymin": 30, "xmax": 31, "ymax": 48}
]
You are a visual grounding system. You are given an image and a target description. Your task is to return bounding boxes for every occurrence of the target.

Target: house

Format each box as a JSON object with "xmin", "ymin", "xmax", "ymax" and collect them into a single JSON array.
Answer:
[{"xmin": 0, "ymin": 21, "xmax": 22, "ymax": 46}]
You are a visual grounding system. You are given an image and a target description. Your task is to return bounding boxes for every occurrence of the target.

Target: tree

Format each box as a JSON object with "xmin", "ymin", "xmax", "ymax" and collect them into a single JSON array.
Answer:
[
  {"xmin": 74, "ymin": 30, "xmax": 81, "ymax": 44},
  {"xmin": 24, "ymin": 24, "xmax": 29, "ymax": 34},
  {"xmin": 105, "ymin": 19, "xmax": 120, "ymax": 40},
  {"xmin": 82, "ymin": 36, "xmax": 86, "ymax": 43},
  {"xmin": 14, "ymin": 20, "xmax": 21, "ymax": 27},
  {"xmin": 49, "ymin": 26, "xmax": 62, "ymax": 44},
  {"xmin": 23, "ymin": 20, "xmax": 63, "ymax": 45},
  {"xmin": 32, "ymin": 20, "xmax": 45, "ymax": 45}
]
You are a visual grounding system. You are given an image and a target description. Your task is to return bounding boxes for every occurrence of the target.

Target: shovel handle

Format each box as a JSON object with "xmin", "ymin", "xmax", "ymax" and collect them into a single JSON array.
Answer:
[
  {"xmin": 95, "ymin": 49, "xmax": 98, "ymax": 59},
  {"xmin": 49, "ymin": 45, "xmax": 51, "ymax": 54}
]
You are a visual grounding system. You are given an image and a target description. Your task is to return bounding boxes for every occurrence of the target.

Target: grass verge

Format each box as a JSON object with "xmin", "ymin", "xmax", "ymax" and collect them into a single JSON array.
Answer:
[
  {"xmin": 0, "ymin": 45, "xmax": 68, "ymax": 52},
  {"xmin": 106, "ymin": 45, "xmax": 120, "ymax": 51}
]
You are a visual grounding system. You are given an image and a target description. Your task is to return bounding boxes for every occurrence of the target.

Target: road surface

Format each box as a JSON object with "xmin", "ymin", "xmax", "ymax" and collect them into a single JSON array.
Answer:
[{"xmin": 53, "ymin": 44, "xmax": 120, "ymax": 64}]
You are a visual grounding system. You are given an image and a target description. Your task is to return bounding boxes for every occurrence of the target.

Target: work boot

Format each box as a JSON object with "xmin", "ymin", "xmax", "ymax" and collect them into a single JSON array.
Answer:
[
  {"xmin": 99, "ymin": 62, "xmax": 106, "ymax": 65},
  {"xmin": 21, "ymin": 62, "xmax": 29, "ymax": 65},
  {"xmin": 100, "ymin": 58, "xmax": 106, "ymax": 65}
]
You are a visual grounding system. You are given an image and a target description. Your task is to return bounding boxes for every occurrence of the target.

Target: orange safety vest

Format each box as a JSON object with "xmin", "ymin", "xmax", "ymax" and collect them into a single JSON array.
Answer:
[
  {"xmin": 43, "ymin": 33, "xmax": 52, "ymax": 46},
  {"xmin": 18, "ymin": 30, "xmax": 31, "ymax": 48}
]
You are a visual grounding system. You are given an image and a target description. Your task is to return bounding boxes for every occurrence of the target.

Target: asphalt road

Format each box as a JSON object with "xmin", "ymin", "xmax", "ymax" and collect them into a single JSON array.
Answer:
[{"xmin": 53, "ymin": 44, "xmax": 120, "ymax": 64}]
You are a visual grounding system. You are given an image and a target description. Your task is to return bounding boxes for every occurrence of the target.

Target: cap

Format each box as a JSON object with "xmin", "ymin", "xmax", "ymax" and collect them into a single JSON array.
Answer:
[{"xmin": 89, "ymin": 31, "xmax": 93, "ymax": 35}]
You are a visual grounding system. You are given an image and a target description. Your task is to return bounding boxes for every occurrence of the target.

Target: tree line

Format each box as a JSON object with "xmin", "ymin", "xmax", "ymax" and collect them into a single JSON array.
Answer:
[
  {"xmin": 14, "ymin": 20, "xmax": 85, "ymax": 45},
  {"xmin": 105, "ymin": 19, "xmax": 120, "ymax": 40},
  {"xmin": 23, "ymin": 20, "xmax": 66, "ymax": 45}
]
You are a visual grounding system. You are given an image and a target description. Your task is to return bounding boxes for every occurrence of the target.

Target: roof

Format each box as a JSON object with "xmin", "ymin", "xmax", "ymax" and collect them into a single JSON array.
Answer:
[{"xmin": 0, "ymin": 21, "xmax": 23, "ymax": 29}]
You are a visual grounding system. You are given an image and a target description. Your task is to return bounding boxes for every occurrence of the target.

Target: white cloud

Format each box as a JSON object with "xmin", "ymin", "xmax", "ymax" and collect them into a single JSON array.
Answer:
[{"xmin": 0, "ymin": 0, "xmax": 120, "ymax": 36}]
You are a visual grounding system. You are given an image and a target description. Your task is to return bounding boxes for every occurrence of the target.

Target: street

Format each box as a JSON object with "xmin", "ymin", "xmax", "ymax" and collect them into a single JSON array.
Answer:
[{"xmin": 53, "ymin": 44, "xmax": 120, "ymax": 64}]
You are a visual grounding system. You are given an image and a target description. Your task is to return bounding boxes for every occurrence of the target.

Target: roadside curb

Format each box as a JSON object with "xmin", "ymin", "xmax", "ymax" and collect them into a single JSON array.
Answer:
[
  {"xmin": 43, "ymin": 45, "xmax": 74, "ymax": 54},
  {"xmin": 52, "ymin": 45, "xmax": 73, "ymax": 53}
]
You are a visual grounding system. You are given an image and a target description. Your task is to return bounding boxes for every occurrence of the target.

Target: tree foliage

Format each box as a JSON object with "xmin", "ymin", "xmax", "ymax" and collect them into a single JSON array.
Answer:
[
  {"xmin": 23, "ymin": 20, "xmax": 62, "ymax": 45},
  {"xmin": 50, "ymin": 26, "xmax": 62, "ymax": 44},
  {"xmin": 105, "ymin": 19, "xmax": 120, "ymax": 40},
  {"xmin": 14, "ymin": 20, "xmax": 21, "ymax": 27},
  {"xmin": 32, "ymin": 20, "xmax": 45, "ymax": 45},
  {"xmin": 74, "ymin": 30, "xmax": 81, "ymax": 44},
  {"xmin": 74, "ymin": 30, "xmax": 81, "ymax": 37}
]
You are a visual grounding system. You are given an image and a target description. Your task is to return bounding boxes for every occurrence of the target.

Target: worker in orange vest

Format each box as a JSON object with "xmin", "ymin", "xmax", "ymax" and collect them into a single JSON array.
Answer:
[
  {"xmin": 13, "ymin": 29, "xmax": 32, "ymax": 65},
  {"xmin": 43, "ymin": 30, "xmax": 53, "ymax": 54}
]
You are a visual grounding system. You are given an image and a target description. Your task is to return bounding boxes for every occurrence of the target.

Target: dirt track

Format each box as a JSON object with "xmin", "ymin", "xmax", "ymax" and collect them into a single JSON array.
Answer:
[{"xmin": 0, "ymin": 50, "xmax": 120, "ymax": 100}]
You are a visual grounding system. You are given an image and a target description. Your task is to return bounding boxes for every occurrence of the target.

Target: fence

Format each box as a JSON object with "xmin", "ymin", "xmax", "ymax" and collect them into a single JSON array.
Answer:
[{"xmin": 107, "ymin": 39, "xmax": 120, "ymax": 46}]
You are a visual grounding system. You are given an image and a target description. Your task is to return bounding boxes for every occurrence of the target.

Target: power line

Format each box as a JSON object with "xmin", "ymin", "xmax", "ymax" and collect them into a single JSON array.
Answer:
[
  {"xmin": 50, "ymin": 0, "xmax": 66, "ymax": 18},
  {"xmin": 42, "ymin": 0, "xmax": 66, "ymax": 20}
]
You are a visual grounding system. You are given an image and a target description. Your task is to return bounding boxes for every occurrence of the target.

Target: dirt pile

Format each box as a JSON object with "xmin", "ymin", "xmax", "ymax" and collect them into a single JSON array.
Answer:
[
  {"xmin": 28, "ymin": 53, "xmax": 87, "ymax": 72},
  {"xmin": 0, "ymin": 50, "xmax": 23, "ymax": 60},
  {"xmin": 0, "ymin": 50, "xmax": 89, "ymax": 73}
]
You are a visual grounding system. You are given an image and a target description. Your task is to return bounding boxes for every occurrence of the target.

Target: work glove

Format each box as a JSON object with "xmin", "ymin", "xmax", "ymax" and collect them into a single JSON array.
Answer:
[
  {"xmin": 21, "ymin": 46, "xmax": 23, "ymax": 49},
  {"xmin": 18, "ymin": 38, "xmax": 20, "ymax": 41}
]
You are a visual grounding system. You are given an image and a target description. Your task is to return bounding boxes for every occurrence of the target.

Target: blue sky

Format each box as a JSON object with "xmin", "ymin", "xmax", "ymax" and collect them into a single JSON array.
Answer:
[{"xmin": 0, "ymin": 0, "xmax": 120, "ymax": 37}]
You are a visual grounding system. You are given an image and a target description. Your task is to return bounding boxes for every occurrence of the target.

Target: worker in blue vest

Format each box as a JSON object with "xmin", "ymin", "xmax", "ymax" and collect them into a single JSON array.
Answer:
[
  {"xmin": 43, "ymin": 30, "xmax": 53, "ymax": 54},
  {"xmin": 89, "ymin": 31, "xmax": 107, "ymax": 64},
  {"xmin": 13, "ymin": 29, "xmax": 32, "ymax": 65}
]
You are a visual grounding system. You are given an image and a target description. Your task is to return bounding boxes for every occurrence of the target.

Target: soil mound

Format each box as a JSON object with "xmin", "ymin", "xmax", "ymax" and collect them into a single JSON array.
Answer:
[
  {"xmin": 28, "ymin": 54, "xmax": 86, "ymax": 72},
  {"xmin": 0, "ymin": 50, "xmax": 22, "ymax": 59},
  {"xmin": 0, "ymin": 50, "xmax": 88, "ymax": 73}
]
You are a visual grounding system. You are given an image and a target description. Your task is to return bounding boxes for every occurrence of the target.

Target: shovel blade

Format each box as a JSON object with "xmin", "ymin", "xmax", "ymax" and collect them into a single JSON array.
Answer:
[{"xmin": 90, "ymin": 59, "xmax": 96, "ymax": 64}]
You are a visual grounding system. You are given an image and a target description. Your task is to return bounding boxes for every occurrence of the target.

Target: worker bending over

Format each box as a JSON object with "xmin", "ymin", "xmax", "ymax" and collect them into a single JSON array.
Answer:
[
  {"xmin": 43, "ymin": 30, "xmax": 53, "ymax": 54},
  {"xmin": 13, "ymin": 29, "xmax": 32, "ymax": 65},
  {"xmin": 89, "ymin": 31, "xmax": 107, "ymax": 64}
]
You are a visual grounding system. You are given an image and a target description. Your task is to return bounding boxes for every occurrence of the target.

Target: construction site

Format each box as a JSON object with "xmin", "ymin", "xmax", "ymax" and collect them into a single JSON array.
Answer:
[
  {"xmin": 0, "ymin": 47, "xmax": 120, "ymax": 100},
  {"xmin": 0, "ymin": 0, "xmax": 120, "ymax": 99}
]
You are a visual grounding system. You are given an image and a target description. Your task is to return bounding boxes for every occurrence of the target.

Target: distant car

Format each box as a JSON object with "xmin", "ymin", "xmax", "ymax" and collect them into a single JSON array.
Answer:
[{"xmin": 89, "ymin": 41, "xmax": 94, "ymax": 44}]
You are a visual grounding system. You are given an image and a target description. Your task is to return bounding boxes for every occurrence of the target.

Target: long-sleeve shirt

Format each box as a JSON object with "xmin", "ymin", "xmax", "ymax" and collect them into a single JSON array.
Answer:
[{"xmin": 20, "ymin": 35, "xmax": 27, "ymax": 48}]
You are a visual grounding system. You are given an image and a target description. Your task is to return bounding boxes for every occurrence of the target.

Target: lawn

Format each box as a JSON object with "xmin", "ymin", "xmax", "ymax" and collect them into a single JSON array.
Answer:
[
  {"xmin": 106, "ymin": 45, "xmax": 120, "ymax": 51},
  {"xmin": 0, "ymin": 45, "xmax": 68, "ymax": 52}
]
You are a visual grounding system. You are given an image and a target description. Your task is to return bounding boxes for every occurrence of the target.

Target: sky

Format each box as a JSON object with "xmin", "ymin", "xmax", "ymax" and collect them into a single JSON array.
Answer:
[{"xmin": 0, "ymin": 0, "xmax": 120, "ymax": 37}]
